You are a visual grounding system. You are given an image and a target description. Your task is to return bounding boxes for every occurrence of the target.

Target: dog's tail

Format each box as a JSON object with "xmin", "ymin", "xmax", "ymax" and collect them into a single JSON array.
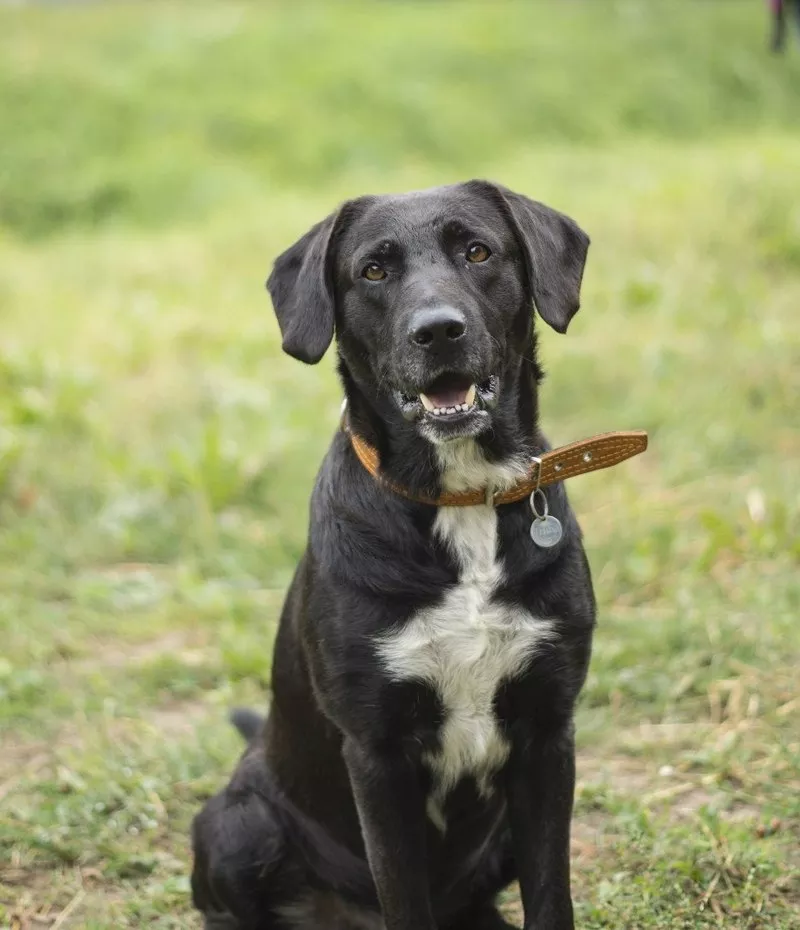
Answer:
[{"xmin": 229, "ymin": 707, "xmax": 265, "ymax": 743}]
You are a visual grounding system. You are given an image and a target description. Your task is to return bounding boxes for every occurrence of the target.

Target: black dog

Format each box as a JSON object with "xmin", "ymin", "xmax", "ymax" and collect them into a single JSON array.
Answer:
[{"xmin": 191, "ymin": 181, "xmax": 595, "ymax": 930}]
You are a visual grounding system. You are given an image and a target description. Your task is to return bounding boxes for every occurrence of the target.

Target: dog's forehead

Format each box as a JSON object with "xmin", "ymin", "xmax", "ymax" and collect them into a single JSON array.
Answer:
[{"xmin": 340, "ymin": 185, "xmax": 509, "ymax": 250}]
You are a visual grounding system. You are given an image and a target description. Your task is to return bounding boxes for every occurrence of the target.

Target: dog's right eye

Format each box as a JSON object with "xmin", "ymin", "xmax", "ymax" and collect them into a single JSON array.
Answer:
[
  {"xmin": 466, "ymin": 242, "xmax": 491, "ymax": 263},
  {"xmin": 362, "ymin": 263, "xmax": 387, "ymax": 282}
]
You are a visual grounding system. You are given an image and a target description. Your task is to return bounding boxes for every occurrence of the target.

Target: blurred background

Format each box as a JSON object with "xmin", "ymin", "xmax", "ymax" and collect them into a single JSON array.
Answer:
[{"xmin": 0, "ymin": 2, "xmax": 798, "ymax": 928}]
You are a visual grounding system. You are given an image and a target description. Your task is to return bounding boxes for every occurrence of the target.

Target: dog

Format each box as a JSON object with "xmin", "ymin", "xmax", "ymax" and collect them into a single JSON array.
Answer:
[{"xmin": 191, "ymin": 180, "xmax": 597, "ymax": 930}]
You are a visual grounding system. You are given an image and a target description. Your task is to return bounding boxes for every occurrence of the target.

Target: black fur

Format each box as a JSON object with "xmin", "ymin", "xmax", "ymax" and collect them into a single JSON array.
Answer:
[
  {"xmin": 191, "ymin": 181, "xmax": 595, "ymax": 930},
  {"xmin": 230, "ymin": 708, "xmax": 265, "ymax": 743}
]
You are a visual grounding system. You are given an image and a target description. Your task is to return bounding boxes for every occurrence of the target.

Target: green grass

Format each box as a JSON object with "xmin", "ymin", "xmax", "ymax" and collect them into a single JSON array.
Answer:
[{"xmin": 1, "ymin": 2, "xmax": 799, "ymax": 927}]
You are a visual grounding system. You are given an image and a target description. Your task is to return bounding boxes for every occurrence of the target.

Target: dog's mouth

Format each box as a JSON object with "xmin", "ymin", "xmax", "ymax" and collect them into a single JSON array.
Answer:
[{"xmin": 396, "ymin": 373, "xmax": 499, "ymax": 430}]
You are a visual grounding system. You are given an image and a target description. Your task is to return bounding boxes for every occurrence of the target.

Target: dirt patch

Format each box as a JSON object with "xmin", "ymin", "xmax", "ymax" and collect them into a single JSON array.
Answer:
[
  {"xmin": 145, "ymin": 699, "xmax": 211, "ymax": 738},
  {"xmin": 69, "ymin": 629, "xmax": 194, "ymax": 673},
  {"xmin": 578, "ymin": 749, "xmax": 652, "ymax": 796},
  {"xmin": 577, "ymin": 737, "xmax": 770, "ymax": 828},
  {"xmin": 572, "ymin": 809, "xmax": 615, "ymax": 868},
  {"xmin": 0, "ymin": 741, "xmax": 50, "ymax": 794},
  {"xmin": 0, "ymin": 697, "xmax": 212, "ymax": 801},
  {"xmin": 1, "ymin": 867, "xmax": 122, "ymax": 930}
]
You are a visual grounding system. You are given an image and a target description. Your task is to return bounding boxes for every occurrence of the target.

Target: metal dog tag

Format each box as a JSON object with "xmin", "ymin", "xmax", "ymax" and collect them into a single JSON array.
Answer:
[
  {"xmin": 529, "ymin": 488, "xmax": 563, "ymax": 548},
  {"xmin": 530, "ymin": 514, "xmax": 563, "ymax": 548}
]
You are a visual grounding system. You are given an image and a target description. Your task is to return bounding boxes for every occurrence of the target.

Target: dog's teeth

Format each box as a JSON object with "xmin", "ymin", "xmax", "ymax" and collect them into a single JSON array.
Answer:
[
  {"xmin": 426, "ymin": 398, "xmax": 475, "ymax": 417},
  {"xmin": 465, "ymin": 384, "xmax": 476, "ymax": 406}
]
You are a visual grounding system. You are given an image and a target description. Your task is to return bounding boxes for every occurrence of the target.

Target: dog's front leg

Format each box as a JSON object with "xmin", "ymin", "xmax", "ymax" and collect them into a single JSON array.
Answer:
[
  {"xmin": 343, "ymin": 738, "xmax": 436, "ymax": 930},
  {"xmin": 505, "ymin": 725, "xmax": 576, "ymax": 930}
]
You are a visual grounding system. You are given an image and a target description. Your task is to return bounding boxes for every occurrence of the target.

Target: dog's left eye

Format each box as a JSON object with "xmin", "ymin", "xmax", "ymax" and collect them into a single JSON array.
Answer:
[
  {"xmin": 362, "ymin": 263, "xmax": 387, "ymax": 281},
  {"xmin": 466, "ymin": 243, "xmax": 491, "ymax": 263}
]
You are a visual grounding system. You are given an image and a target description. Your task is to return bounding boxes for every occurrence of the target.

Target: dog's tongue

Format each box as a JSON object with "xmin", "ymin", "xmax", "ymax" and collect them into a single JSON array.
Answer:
[
  {"xmin": 419, "ymin": 377, "xmax": 476, "ymax": 411},
  {"xmin": 426, "ymin": 385, "xmax": 468, "ymax": 407}
]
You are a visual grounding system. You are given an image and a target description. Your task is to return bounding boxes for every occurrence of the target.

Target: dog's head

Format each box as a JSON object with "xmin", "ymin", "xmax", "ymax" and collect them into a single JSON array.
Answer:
[{"xmin": 267, "ymin": 181, "xmax": 588, "ymax": 444}]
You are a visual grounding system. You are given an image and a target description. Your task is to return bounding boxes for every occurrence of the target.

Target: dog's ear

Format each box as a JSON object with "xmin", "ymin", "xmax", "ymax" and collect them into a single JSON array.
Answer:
[
  {"xmin": 472, "ymin": 181, "xmax": 590, "ymax": 334},
  {"xmin": 266, "ymin": 209, "xmax": 345, "ymax": 364}
]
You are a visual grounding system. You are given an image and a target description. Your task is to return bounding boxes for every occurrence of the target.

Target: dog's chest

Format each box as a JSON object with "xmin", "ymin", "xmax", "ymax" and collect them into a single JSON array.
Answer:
[{"xmin": 378, "ymin": 504, "xmax": 553, "ymax": 806}]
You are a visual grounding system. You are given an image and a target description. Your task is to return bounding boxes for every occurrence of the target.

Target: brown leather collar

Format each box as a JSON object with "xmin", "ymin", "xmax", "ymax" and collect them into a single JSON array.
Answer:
[{"xmin": 343, "ymin": 416, "xmax": 648, "ymax": 507}]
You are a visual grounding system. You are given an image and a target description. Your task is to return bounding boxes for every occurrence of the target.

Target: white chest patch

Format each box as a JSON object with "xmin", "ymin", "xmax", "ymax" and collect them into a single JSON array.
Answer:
[{"xmin": 377, "ymin": 443, "xmax": 555, "ymax": 823}]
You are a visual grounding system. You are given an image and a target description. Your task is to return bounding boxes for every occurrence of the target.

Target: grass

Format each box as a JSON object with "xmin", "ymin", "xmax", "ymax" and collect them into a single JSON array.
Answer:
[{"xmin": 1, "ymin": 1, "xmax": 799, "ymax": 927}]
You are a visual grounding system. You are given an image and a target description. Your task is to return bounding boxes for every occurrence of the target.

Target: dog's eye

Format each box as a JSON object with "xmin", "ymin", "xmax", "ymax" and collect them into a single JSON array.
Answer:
[
  {"xmin": 466, "ymin": 243, "xmax": 491, "ymax": 263},
  {"xmin": 362, "ymin": 263, "xmax": 387, "ymax": 281}
]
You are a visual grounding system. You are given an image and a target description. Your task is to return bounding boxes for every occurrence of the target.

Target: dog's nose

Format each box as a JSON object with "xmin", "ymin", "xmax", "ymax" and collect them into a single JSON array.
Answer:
[{"xmin": 408, "ymin": 307, "xmax": 467, "ymax": 350}]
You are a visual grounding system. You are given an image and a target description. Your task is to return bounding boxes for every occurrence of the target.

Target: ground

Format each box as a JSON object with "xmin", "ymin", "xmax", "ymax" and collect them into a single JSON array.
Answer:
[{"xmin": 1, "ymin": 2, "xmax": 799, "ymax": 928}]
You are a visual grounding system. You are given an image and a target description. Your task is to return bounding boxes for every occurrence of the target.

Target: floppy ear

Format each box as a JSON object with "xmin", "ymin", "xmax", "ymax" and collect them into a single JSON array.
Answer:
[
  {"xmin": 266, "ymin": 209, "xmax": 343, "ymax": 364},
  {"xmin": 476, "ymin": 182, "xmax": 590, "ymax": 334}
]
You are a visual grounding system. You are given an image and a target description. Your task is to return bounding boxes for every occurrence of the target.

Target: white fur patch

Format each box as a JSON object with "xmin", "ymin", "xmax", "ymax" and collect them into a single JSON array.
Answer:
[
  {"xmin": 377, "ymin": 442, "xmax": 555, "ymax": 830},
  {"xmin": 434, "ymin": 438, "xmax": 528, "ymax": 494}
]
